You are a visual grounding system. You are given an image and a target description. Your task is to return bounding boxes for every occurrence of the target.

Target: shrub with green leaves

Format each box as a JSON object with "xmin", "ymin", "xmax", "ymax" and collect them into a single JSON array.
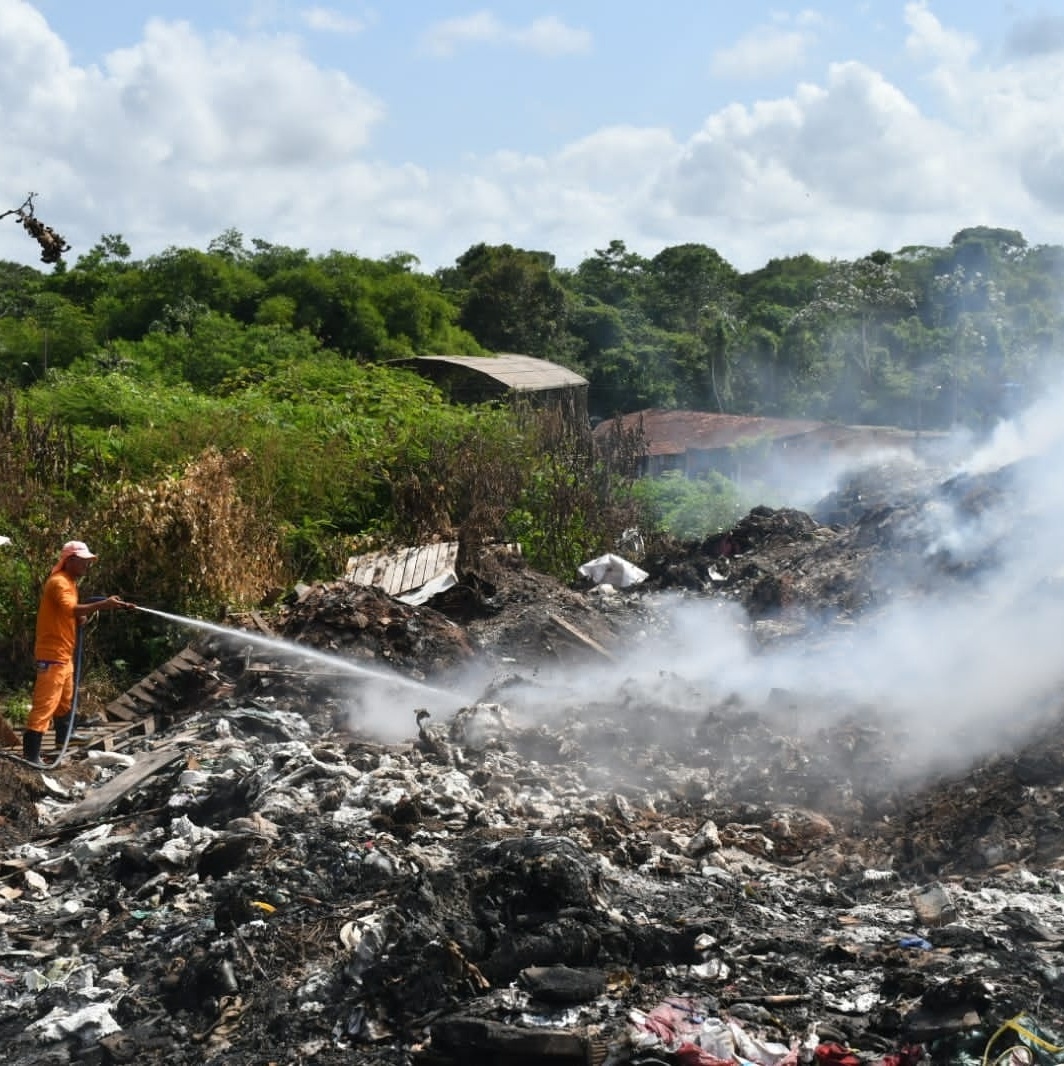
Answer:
[{"xmin": 628, "ymin": 470, "xmax": 750, "ymax": 541}]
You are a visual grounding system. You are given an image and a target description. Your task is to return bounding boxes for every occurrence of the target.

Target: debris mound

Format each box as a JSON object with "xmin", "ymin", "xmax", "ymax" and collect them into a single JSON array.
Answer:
[{"xmin": 3, "ymin": 454, "xmax": 1064, "ymax": 1064}]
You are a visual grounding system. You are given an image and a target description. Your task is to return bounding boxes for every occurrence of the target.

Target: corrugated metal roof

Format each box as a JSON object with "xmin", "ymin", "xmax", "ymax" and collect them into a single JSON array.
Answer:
[
  {"xmin": 411, "ymin": 353, "xmax": 588, "ymax": 391},
  {"xmin": 593, "ymin": 409, "xmax": 825, "ymax": 456},
  {"xmin": 346, "ymin": 542, "xmax": 458, "ymax": 597}
]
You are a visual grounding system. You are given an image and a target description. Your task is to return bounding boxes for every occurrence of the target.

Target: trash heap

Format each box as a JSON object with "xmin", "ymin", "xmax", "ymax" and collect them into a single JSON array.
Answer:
[{"xmin": 2, "ymin": 452, "xmax": 1064, "ymax": 1066}]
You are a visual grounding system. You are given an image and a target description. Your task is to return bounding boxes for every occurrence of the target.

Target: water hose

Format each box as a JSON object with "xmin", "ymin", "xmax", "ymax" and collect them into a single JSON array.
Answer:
[{"xmin": 49, "ymin": 618, "xmax": 87, "ymax": 768}]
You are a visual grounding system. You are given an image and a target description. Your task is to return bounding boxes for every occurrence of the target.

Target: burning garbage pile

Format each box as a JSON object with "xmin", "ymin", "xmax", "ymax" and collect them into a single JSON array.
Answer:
[{"xmin": 4, "ymin": 446, "xmax": 1064, "ymax": 1065}]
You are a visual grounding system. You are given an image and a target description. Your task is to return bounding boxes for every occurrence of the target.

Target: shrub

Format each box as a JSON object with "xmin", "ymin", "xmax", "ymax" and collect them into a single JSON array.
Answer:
[{"xmin": 628, "ymin": 470, "xmax": 750, "ymax": 541}]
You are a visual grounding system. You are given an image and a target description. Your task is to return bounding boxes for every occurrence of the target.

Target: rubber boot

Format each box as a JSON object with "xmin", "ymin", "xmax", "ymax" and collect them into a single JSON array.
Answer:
[
  {"xmin": 22, "ymin": 730, "xmax": 44, "ymax": 766},
  {"xmin": 53, "ymin": 714, "xmax": 80, "ymax": 742}
]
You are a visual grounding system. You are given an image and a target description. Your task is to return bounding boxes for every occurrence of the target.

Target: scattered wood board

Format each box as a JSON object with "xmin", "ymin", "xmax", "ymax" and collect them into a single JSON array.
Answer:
[
  {"xmin": 547, "ymin": 613, "xmax": 616, "ymax": 662},
  {"xmin": 51, "ymin": 745, "xmax": 188, "ymax": 827}
]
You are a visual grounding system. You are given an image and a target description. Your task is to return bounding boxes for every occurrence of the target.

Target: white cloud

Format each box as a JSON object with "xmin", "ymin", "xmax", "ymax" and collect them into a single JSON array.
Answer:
[
  {"xmin": 904, "ymin": 0, "xmax": 978, "ymax": 102},
  {"xmin": 711, "ymin": 23, "xmax": 816, "ymax": 80},
  {"xmin": 420, "ymin": 10, "xmax": 497, "ymax": 55},
  {"xmin": 1004, "ymin": 13, "xmax": 1064, "ymax": 58},
  {"xmin": 0, "ymin": 3, "xmax": 389, "ymax": 262},
  {"xmin": 901, "ymin": 0, "xmax": 1064, "ymax": 214},
  {"xmin": 300, "ymin": 6, "xmax": 367, "ymax": 35},
  {"xmin": 655, "ymin": 60, "xmax": 967, "ymax": 234},
  {"xmin": 104, "ymin": 19, "xmax": 383, "ymax": 165},
  {"xmin": 1, "ymin": 0, "xmax": 1063, "ymax": 277},
  {"xmin": 556, "ymin": 125, "xmax": 679, "ymax": 188},
  {"xmin": 421, "ymin": 10, "xmax": 590, "ymax": 58},
  {"xmin": 0, "ymin": 11, "xmax": 384, "ymax": 174},
  {"xmin": 1019, "ymin": 142, "xmax": 1064, "ymax": 213},
  {"xmin": 514, "ymin": 16, "xmax": 591, "ymax": 56}
]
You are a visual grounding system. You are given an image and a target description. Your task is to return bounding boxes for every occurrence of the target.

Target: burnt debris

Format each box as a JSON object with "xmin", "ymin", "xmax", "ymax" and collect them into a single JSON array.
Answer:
[{"xmin": 2, "ymin": 453, "xmax": 1064, "ymax": 1065}]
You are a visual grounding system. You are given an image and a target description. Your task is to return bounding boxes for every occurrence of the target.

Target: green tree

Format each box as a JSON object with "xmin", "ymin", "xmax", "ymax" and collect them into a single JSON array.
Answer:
[
  {"xmin": 643, "ymin": 243, "xmax": 739, "ymax": 334},
  {"xmin": 0, "ymin": 292, "xmax": 95, "ymax": 379},
  {"xmin": 789, "ymin": 255, "xmax": 916, "ymax": 421},
  {"xmin": 568, "ymin": 240, "xmax": 647, "ymax": 307},
  {"xmin": 207, "ymin": 227, "xmax": 249, "ymax": 263},
  {"xmin": 0, "ymin": 259, "xmax": 44, "ymax": 317},
  {"xmin": 442, "ymin": 243, "xmax": 568, "ymax": 358},
  {"xmin": 247, "ymin": 239, "xmax": 312, "ymax": 280},
  {"xmin": 629, "ymin": 470, "xmax": 747, "ymax": 540},
  {"xmin": 264, "ymin": 254, "xmax": 389, "ymax": 356}
]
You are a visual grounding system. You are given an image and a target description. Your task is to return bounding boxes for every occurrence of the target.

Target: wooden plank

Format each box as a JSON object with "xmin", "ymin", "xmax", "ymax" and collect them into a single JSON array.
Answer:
[
  {"xmin": 412, "ymin": 545, "xmax": 435, "ymax": 589},
  {"xmin": 396, "ymin": 547, "xmax": 419, "ymax": 594},
  {"xmin": 347, "ymin": 542, "xmax": 462, "ymax": 596},
  {"xmin": 547, "ymin": 613, "xmax": 616, "ymax": 662},
  {"xmin": 11, "ymin": 717, "xmax": 160, "ymax": 756},
  {"xmin": 399, "ymin": 548, "xmax": 418, "ymax": 591},
  {"xmin": 383, "ymin": 549, "xmax": 401, "ymax": 586},
  {"xmin": 405, "ymin": 548, "xmax": 424, "ymax": 591},
  {"xmin": 52, "ymin": 745, "xmax": 188, "ymax": 827},
  {"xmin": 443, "ymin": 542, "xmax": 458, "ymax": 572},
  {"xmin": 104, "ymin": 697, "xmax": 140, "ymax": 722},
  {"xmin": 84, "ymin": 717, "xmax": 157, "ymax": 751},
  {"xmin": 390, "ymin": 549, "xmax": 408, "ymax": 593}
]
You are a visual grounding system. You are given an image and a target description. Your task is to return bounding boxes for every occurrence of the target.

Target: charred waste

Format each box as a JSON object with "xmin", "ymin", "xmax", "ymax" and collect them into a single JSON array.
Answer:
[{"xmin": 3, "ymin": 418, "xmax": 1064, "ymax": 1065}]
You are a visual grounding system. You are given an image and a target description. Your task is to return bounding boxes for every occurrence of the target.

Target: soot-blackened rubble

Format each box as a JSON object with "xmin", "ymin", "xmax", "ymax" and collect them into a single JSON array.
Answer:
[{"xmin": 3, "ymin": 455, "xmax": 1064, "ymax": 1065}]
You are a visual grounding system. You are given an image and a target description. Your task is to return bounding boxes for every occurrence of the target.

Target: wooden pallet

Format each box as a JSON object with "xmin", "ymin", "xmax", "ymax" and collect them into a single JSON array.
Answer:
[
  {"xmin": 104, "ymin": 646, "xmax": 211, "ymax": 722},
  {"xmin": 1, "ymin": 716, "xmax": 158, "ymax": 756},
  {"xmin": 2, "ymin": 645, "xmax": 211, "ymax": 758}
]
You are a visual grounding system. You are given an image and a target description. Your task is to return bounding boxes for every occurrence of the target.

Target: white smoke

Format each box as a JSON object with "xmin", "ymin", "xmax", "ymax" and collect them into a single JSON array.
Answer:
[{"xmin": 467, "ymin": 380, "xmax": 1064, "ymax": 783}]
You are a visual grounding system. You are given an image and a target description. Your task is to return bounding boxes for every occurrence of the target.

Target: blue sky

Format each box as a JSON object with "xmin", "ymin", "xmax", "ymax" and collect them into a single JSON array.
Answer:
[{"xmin": 2, "ymin": 1, "xmax": 1062, "ymax": 273}]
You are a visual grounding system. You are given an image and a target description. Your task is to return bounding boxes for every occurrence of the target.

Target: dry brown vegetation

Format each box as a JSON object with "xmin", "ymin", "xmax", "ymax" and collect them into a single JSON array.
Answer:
[{"xmin": 92, "ymin": 447, "xmax": 284, "ymax": 613}]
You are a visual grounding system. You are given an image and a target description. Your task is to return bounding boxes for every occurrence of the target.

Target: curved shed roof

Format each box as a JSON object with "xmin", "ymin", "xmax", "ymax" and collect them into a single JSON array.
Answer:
[{"xmin": 409, "ymin": 353, "xmax": 587, "ymax": 392}]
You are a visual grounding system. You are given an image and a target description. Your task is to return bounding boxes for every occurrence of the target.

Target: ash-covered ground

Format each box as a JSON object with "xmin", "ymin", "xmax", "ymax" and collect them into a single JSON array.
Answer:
[{"xmin": 5, "ymin": 394, "xmax": 1064, "ymax": 1065}]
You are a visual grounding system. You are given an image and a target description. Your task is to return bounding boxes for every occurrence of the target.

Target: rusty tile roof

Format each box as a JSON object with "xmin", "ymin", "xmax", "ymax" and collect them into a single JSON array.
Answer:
[{"xmin": 593, "ymin": 409, "xmax": 827, "ymax": 456}]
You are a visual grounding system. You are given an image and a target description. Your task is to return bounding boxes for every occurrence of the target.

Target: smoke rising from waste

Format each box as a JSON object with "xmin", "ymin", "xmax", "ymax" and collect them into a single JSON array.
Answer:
[
  {"xmin": 482, "ymin": 381, "xmax": 1064, "ymax": 786},
  {"xmin": 138, "ymin": 373, "xmax": 1064, "ymax": 777}
]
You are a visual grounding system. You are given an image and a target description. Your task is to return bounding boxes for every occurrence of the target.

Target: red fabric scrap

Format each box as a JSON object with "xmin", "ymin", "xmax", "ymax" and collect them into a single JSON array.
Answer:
[
  {"xmin": 879, "ymin": 1045, "xmax": 925, "ymax": 1066},
  {"xmin": 815, "ymin": 1042, "xmax": 862, "ymax": 1066}
]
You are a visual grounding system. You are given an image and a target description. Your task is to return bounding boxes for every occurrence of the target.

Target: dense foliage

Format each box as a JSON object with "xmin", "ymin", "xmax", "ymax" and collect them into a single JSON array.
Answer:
[{"xmin": 1, "ymin": 220, "xmax": 1061, "ymax": 702}]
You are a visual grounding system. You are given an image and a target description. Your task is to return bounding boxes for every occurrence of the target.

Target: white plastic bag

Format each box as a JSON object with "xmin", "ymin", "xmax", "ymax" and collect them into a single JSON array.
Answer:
[{"xmin": 577, "ymin": 553, "xmax": 648, "ymax": 588}]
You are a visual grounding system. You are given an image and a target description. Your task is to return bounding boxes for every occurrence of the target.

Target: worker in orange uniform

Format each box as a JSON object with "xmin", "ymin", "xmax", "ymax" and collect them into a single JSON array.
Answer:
[{"xmin": 23, "ymin": 541, "xmax": 132, "ymax": 765}]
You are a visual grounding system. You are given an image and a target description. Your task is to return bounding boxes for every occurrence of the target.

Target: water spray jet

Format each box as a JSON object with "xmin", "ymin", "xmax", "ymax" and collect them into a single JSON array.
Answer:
[{"xmin": 133, "ymin": 604, "xmax": 471, "ymax": 717}]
